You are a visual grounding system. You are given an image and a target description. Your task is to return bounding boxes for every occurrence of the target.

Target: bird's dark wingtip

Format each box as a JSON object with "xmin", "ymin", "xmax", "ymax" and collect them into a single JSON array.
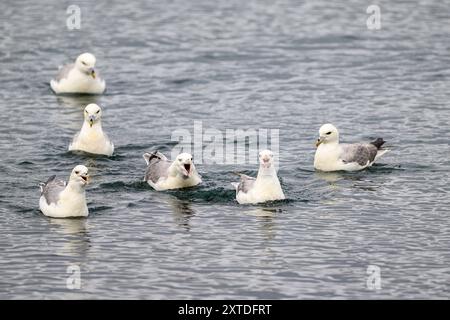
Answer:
[
  {"xmin": 45, "ymin": 175, "xmax": 57, "ymax": 184},
  {"xmin": 370, "ymin": 138, "xmax": 386, "ymax": 149}
]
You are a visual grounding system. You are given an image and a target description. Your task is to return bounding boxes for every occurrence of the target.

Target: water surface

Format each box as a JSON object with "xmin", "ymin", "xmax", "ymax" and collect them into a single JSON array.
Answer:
[{"xmin": 0, "ymin": 0, "xmax": 449, "ymax": 299}]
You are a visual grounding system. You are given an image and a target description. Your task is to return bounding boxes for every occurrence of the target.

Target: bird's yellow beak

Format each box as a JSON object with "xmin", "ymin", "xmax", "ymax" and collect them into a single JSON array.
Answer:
[
  {"xmin": 91, "ymin": 70, "xmax": 96, "ymax": 79},
  {"xmin": 315, "ymin": 137, "xmax": 325, "ymax": 147},
  {"xmin": 88, "ymin": 115, "xmax": 95, "ymax": 127},
  {"xmin": 81, "ymin": 175, "xmax": 90, "ymax": 184}
]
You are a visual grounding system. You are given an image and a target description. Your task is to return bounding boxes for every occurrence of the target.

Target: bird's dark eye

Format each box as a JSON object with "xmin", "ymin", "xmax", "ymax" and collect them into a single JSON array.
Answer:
[
  {"xmin": 75, "ymin": 171, "xmax": 79, "ymax": 174},
  {"xmin": 326, "ymin": 131, "xmax": 332, "ymax": 135},
  {"xmin": 96, "ymin": 110, "xmax": 100, "ymax": 114},
  {"xmin": 178, "ymin": 159, "xmax": 182, "ymax": 162},
  {"xmin": 81, "ymin": 61, "xmax": 87, "ymax": 65},
  {"xmin": 190, "ymin": 158, "xmax": 193, "ymax": 161}
]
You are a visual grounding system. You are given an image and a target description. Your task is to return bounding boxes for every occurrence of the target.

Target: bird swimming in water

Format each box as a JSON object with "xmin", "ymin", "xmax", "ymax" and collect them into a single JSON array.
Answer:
[
  {"xmin": 50, "ymin": 52, "xmax": 106, "ymax": 94},
  {"xmin": 69, "ymin": 103, "xmax": 114, "ymax": 156},
  {"xmin": 143, "ymin": 151, "xmax": 202, "ymax": 191},
  {"xmin": 39, "ymin": 165, "xmax": 90, "ymax": 218},
  {"xmin": 314, "ymin": 123, "xmax": 389, "ymax": 172},
  {"xmin": 232, "ymin": 149, "xmax": 285, "ymax": 204}
]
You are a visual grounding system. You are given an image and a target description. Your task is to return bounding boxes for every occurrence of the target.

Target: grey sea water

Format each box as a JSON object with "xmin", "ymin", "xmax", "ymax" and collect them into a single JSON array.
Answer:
[{"xmin": 0, "ymin": 0, "xmax": 449, "ymax": 299}]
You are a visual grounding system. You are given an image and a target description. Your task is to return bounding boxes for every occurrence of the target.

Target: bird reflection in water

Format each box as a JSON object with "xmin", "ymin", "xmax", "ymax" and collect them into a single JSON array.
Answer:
[
  {"xmin": 46, "ymin": 217, "xmax": 91, "ymax": 258},
  {"xmin": 244, "ymin": 207, "xmax": 279, "ymax": 241},
  {"xmin": 315, "ymin": 170, "xmax": 381, "ymax": 191},
  {"xmin": 167, "ymin": 196, "xmax": 196, "ymax": 231},
  {"xmin": 56, "ymin": 95, "xmax": 99, "ymax": 110}
]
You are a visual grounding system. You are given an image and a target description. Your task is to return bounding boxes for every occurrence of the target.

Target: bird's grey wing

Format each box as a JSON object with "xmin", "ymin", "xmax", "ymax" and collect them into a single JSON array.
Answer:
[
  {"xmin": 94, "ymin": 69, "xmax": 103, "ymax": 81},
  {"xmin": 143, "ymin": 151, "xmax": 168, "ymax": 165},
  {"xmin": 71, "ymin": 130, "xmax": 81, "ymax": 144},
  {"xmin": 103, "ymin": 131, "xmax": 113, "ymax": 145},
  {"xmin": 54, "ymin": 63, "xmax": 75, "ymax": 81},
  {"xmin": 144, "ymin": 157, "xmax": 171, "ymax": 184},
  {"xmin": 40, "ymin": 176, "xmax": 66, "ymax": 205},
  {"xmin": 237, "ymin": 174, "xmax": 256, "ymax": 194},
  {"xmin": 340, "ymin": 143, "xmax": 378, "ymax": 166}
]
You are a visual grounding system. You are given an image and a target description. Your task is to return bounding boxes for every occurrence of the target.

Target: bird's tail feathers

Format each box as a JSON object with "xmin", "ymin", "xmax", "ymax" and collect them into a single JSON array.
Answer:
[
  {"xmin": 375, "ymin": 149, "xmax": 390, "ymax": 160},
  {"xmin": 143, "ymin": 151, "xmax": 167, "ymax": 165},
  {"xmin": 231, "ymin": 182, "xmax": 239, "ymax": 190},
  {"xmin": 370, "ymin": 138, "xmax": 386, "ymax": 149},
  {"xmin": 39, "ymin": 175, "xmax": 56, "ymax": 193}
]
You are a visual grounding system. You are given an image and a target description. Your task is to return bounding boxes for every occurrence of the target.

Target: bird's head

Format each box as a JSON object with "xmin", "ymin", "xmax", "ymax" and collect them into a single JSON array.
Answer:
[
  {"xmin": 175, "ymin": 153, "xmax": 195, "ymax": 178},
  {"xmin": 75, "ymin": 52, "xmax": 97, "ymax": 79},
  {"xmin": 83, "ymin": 103, "xmax": 102, "ymax": 127},
  {"xmin": 69, "ymin": 165, "xmax": 89, "ymax": 187},
  {"xmin": 259, "ymin": 149, "xmax": 275, "ymax": 169},
  {"xmin": 316, "ymin": 123, "xmax": 339, "ymax": 147}
]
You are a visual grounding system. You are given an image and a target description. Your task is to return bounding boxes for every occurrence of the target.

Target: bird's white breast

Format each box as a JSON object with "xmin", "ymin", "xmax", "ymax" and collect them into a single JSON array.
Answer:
[
  {"xmin": 237, "ymin": 175, "xmax": 285, "ymax": 204},
  {"xmin": 39, "ymin": 188, "xmax": 88, "ymax": 218},
  {"xmin": 314, "ymin": 144, "xmax": 344, "ymax": 171},
  {"xmin": 153, "ymin": 173, "xmax": 202, "ymax": 191},
  {"xmin": 52, "ymin": 69, "xmax": 105, "ymax": 94},
  {"xmin": 70, "ymin": 126, "xmax": 113, "ymax": 156}
]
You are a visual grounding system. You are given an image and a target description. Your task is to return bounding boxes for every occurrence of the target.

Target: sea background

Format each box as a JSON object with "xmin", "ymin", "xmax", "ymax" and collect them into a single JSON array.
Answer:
[{"xmin": 0, "ymin": 0, "xmax": 449, "ymax": 299}]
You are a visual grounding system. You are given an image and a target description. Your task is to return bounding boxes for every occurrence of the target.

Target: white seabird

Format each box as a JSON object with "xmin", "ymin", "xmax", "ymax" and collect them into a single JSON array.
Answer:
[
  {"xmin": 39, "ymin": 165, "xmax": 90, "ymax": 218},
  {"xmin": 50, "ymin": 52, "xmax": 106, "ymax": 94},
  {"xmin": 231, "ymin": 149, "xmax": 285, "ymax": 204},
  {"xmin": 143, "ymin": 151, "xmax": 202, "ymax": 191},
  {"xmin": 314, "ymin": 123, "xmax": 389, "ymax": 172},
  {"xmin": 69, "ymin": 103, "xmax": 114, "ymax": 156}
]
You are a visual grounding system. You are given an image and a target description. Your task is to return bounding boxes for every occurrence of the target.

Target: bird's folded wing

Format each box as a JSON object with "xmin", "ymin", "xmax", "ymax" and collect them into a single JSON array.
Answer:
[
  {"xmin": 40, "ymin": 176, "xmax": 66, "ymax": 205},
  {"xmin": 103, "ymin": 132, "xmax": 113, "ymax": 146},
  {"xmin": 144, "ymin": 155, "xmax": 171, "ymax": 183},
  {"xmin": 340, "ymin": 143, "xmax": 378, "ymax": 166},
  {"xmin": 54, "ymin": 63, "xmax": 75, "ymax": 81},
  {"xmin": 236, "ymin": 174, "xmax": 256, "ymax": 193}
]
